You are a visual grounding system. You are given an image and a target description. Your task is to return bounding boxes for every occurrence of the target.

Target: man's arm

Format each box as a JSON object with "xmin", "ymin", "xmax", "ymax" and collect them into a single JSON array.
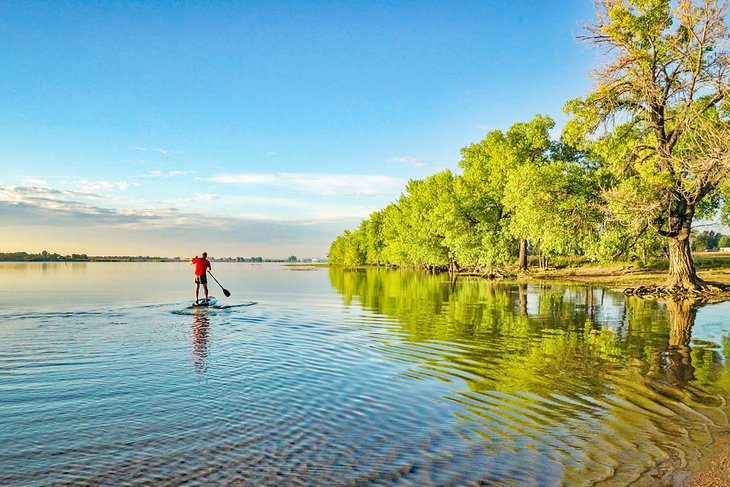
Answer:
[{"xmin": 190, "ymin": 256, "xmax": 197, "ymax": 265}]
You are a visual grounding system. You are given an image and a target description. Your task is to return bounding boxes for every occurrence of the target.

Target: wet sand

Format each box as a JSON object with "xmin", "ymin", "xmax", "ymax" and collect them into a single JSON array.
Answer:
[{"xmin": 690, "ymin": 435, "xmax": 730, "ymax": 486}]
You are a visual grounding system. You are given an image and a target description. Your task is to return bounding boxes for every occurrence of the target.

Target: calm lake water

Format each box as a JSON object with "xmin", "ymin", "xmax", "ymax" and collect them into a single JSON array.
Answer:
[{"xmin": 2, "ymin": 262, "xmax": 730, "ymax": 485}]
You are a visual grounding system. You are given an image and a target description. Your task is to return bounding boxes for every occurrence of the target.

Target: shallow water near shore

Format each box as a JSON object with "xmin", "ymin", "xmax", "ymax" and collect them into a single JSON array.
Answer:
[{"xmin": 2, "ymin": 262, "xmax": 730, "ymax": 485}]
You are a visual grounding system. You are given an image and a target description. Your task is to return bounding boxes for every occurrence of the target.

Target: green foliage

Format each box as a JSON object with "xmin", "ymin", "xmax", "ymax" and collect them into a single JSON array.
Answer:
[
  {"xmin": 564, "ymin": 0, "xmax": 730, "ymax": 285},
  {"xmin": 589, "ymin": 222, "xmax": 667, "ymax": 263},
  {"xmin": 691, "ymin": 230, "xmax": 727, "ymax": 251},
  {"xmin": 330, "ymin": 116, "xmax": 609, "ymax": 269},
  {"xmin": 720, "ymin": 178, "xmax": 730, "ymax": 228},
  {"xmin": 719, "ymin": 234, "xmax": 730, "ymax": 248},
  {"xmin": 504, "ymin": 160, "xmax": 602, "ymax": 257},
  {"xmin": 328, "ymin": 229, "xmax": 366, "ymax": 266},
  {"xmin": 330, "ymin": 0, "xmax": 729, "ymax": 276}
]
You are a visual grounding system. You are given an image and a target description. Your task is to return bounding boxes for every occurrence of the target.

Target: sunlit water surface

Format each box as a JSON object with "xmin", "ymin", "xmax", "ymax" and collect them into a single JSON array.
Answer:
[{"xmin": 2, "ymin": 262, "xmax": 730, "ymax": 485}]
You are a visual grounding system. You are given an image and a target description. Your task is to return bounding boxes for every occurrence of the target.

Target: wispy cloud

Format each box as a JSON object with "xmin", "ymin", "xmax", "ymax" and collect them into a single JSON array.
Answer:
[
  {"xmin": 221, "ymin": 195, "xmax": 311, "ymax": 208},
  {"xmin": 207, "ymin": 172, "xmax": 402, "ymax": 197},
  {"xmin": 135, "ymin": 147, "xmax": 181, "ymax": 155},
  {"xmin": 22, "ymin": 177, "xmax": 50, "ymax": 187},
  {"xmin": 74, "ymin": 180, "xmax": 129, "ymax": 192},
  {"xmin": 147, "ymin": 170, "xmax": 195, "ymax": 177},
  {"xmin": 0, "ymin": 183, "xmax": 375, "ymax": 225},
  {"xmin": 208, "ymin": 173, "xmax": 278, "ymax": 184},
  {"xmin": 266, "ymin": 152, "xmax": 277, "ymax": 156},
  {"xmin": 282, "ymin": 173, "xmax": 399, "ymax": 197},
  {"xmin": 3, "ymin": 185, "xmax": 111, "ymax": 201},
  {"xmin": 216, "ymin": 195, "xmax": 380, "ymax": 220},
  {"xmin": 386, "ymin": 156, "xmax": 427, "ymax": 168},
  {"xmin": 0, "ymin": 183, "xmax": 365, "ymax": 246},
  {"xmin": 0, "ymin": 183, "xmax": 374, "ymax": 256},
  {"xmin": 194, "ymin": 192, "xmax": 219, "ymax": 201},
  {"xmin": 0, "ymin": 184, "xmax": 207, "ymax": 228}
]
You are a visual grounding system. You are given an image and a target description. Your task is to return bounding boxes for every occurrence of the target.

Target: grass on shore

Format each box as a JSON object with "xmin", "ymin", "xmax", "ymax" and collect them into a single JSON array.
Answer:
[{"xmin": 524, "ymin": 252, "xmax": 730, "ymax": 289}]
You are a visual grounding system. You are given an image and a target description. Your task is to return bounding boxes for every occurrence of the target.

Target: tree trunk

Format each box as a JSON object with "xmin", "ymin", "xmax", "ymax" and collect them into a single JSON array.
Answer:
[
  {"xmin": 537, "ymin": 254, "xmax": 549, "ymax": 270},
  {"xmin": 448, "ymin": 259, "xmax": 458, "ymax": 280},
  {"xmin": 517, "ymin": 238, "xmax": 528, "ymax": 272},
  {"xmin": 666, "ymin": 233, "xmax": 705, "ymax": 290}
]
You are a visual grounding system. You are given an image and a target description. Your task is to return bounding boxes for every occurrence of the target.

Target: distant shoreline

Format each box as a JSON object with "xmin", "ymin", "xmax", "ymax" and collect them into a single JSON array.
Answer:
[
  {"xmin": 0, "ymin": 258, "xmax": 311, "ymax": 263},
  {"xmin": 0, "ymin": 252, "xmax": 324, "ymax": 263}
]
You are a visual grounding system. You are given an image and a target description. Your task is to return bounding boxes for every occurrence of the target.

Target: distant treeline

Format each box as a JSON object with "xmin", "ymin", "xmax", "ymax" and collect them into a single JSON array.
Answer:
[
  {"xmin": 329, "ymin": 0, "xmax": 730, "ymax": 293},
  {"xmin": 0, "ymin": 251, "xmax": 176, "ymax": 262},
  {"xmin": 0, "ymin": 252, "xmax": 308, "ymax": 263},
  {"xmin": 692, "ymin": 231, "xmax": 730, "ymax": 252}
]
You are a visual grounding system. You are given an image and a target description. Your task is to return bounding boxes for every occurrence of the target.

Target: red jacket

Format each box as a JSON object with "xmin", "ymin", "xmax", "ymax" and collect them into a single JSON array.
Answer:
[{"xmin": 191, "ymin": 257, "xmax": 211, "ymax": 276}]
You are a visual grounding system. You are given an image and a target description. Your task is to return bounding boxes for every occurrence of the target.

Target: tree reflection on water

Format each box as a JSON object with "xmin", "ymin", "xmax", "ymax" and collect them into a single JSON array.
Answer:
[
  {"xmin": 329, "ymin": 266, "xmax": 730, "ymax": 416},
  {"xmin": 328, "ymin": 267, "xmax": 730, "ymax": 481}
]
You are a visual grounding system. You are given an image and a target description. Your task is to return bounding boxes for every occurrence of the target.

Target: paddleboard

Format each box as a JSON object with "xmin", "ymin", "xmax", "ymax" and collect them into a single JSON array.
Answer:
[{"xmin": 191, "ymin": 296, "xmax": 217, "ymax": 308}]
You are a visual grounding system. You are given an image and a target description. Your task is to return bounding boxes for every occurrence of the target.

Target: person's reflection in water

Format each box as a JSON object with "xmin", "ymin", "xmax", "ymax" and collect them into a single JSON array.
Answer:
[{"xmin": 191, "ymin": 312, "xmax": 211, "ymax": 374}]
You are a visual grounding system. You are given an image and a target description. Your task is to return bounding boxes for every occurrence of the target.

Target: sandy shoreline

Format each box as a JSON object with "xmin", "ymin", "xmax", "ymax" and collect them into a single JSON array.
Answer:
[{"xmin": 686, "ymin": 433, "xmax": 730, "ymax": 486}]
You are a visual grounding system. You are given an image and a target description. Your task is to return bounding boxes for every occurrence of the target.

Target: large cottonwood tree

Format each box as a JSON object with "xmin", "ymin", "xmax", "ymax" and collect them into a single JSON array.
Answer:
[{"xmin": 565, "ymin": 0, "xmax": 730, "ymax": 290}]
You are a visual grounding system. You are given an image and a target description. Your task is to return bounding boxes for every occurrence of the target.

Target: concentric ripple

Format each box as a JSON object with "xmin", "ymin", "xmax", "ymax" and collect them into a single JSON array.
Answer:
[{"xmin": 1, "ymin": 263, "xmax": 730, "ymax": 485}]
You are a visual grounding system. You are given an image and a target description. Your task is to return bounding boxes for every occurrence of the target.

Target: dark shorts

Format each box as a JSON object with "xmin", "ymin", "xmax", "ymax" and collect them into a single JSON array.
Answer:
[{"xmin": 194, "ymin": 274, "xmax": 208, "ymax": 284}]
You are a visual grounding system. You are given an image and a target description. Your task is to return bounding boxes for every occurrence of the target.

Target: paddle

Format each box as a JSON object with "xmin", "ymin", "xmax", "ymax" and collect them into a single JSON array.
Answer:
[{"xmin": 207, "ymin": 270, "xmax": 231, "ymax": 297}]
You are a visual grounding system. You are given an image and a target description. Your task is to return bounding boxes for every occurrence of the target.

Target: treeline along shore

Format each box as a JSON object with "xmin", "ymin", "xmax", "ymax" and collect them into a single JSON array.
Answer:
[{"xmin": 329, "ymin": 0, "xmax": 730, "ymax": 298}]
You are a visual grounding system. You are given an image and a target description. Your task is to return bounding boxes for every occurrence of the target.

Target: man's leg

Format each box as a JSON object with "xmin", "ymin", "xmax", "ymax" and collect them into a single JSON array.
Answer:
[
  {"xmin": 203, "ymin": 283, "xmax": 209, "ymax": 300},
  {"xmin": 195, "ymin": 282, "xmax": 200, "ymax": 302}
]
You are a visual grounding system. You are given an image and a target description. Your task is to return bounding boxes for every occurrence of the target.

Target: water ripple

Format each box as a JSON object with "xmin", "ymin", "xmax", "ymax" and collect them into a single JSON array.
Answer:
[{"xmin": 2, "ymin": 267, "xmax": 730, "ymax": 485}]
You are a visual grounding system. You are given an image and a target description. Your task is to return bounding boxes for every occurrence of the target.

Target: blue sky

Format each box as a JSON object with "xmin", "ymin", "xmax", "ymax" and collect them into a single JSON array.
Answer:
[{"xmin": 0, "ymin": 0, "xmax": 599, "ymax": 258}]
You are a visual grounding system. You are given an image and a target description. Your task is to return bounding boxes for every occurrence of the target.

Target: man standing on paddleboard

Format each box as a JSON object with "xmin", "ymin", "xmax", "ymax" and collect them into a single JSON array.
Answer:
[{"xmin": 190, "ymin": 252, "xmax": 212, "ymax": 303}]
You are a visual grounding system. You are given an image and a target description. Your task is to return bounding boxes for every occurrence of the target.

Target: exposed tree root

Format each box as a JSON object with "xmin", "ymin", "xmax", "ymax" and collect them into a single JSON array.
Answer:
[
  {"xmin": 481, "ymin": 268, "xmax": 513, "ymax": 279},
  {"xmin": 455, "ymin": 267, "xmax": 515, "ymax": 279},
  {"xmin": 624, "ymin": 281, "xmax": 730, "ymax": 301}
]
